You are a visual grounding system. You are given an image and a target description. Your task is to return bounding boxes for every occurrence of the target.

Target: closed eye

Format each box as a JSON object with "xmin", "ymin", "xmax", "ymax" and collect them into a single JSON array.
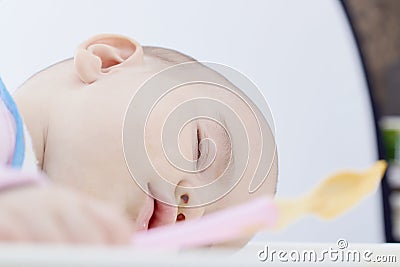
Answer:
[
  {"xmin": 197, "ymin": 128, "xmax": 201, "ymax": 160},
  {"xmin": 196, "ymin": 127, "xmax": 210, "ymax": 170}
]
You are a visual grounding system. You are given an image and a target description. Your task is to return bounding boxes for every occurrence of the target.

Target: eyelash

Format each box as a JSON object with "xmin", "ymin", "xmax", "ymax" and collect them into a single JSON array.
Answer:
[
  {"xmin": 196, "ymin": 127, "xmax": 212, "ymax": 171},
  {"xmin": 196, "ymin": 128, "xmax": 201, "ymax": 160}
]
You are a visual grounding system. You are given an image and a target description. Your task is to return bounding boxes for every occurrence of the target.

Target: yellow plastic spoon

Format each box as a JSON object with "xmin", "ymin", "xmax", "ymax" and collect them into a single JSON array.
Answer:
[
  {"xmin": 131, "ymin": 161, "xmax": 387, "ymax": 249},
  {"xmin": 275, "ymin": 160, "xmax": 387, "ymax": 230}
]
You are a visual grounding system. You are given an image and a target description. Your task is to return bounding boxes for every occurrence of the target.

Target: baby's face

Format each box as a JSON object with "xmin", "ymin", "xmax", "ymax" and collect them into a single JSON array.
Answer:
[{"xmin": 15, "ymin": 34, "xmax": 277, "ymax": 246}]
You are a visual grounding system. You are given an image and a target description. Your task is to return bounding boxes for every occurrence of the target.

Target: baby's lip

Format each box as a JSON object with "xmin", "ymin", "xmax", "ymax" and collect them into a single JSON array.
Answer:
[
  {"xmin": 148, "ymin": 197, "xmax": 178, "ymax": 229},
  {"xmin": 135, "ymin": 190, "xmax": 178, "ymax": 231},
  {"xmin": 135, "ymin": 194, "xmax": 154, "ymax": 231}
]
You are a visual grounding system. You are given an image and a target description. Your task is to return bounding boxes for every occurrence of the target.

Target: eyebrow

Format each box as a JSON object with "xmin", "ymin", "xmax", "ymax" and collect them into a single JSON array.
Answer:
[{"xmin": 217, "ymin": 115, "xmax": 233, "ymax": 170}]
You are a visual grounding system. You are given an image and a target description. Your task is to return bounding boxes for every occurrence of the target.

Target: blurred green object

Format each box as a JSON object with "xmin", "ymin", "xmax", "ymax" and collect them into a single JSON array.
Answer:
[{"xmin": 381, "ymin": 116, "xmax": 400, "ymax": 163}]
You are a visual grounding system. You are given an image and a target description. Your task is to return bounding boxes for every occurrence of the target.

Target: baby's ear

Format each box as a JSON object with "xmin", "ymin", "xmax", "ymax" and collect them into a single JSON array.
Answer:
[{"xmin": 74, "ymin": 34, "xmax": 144, "ymax": 84}]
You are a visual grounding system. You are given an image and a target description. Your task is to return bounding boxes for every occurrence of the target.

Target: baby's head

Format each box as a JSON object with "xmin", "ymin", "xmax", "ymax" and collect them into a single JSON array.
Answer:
[{"xmin": 15, "ymin": 34, "xmax": 278, "ymax": 246}]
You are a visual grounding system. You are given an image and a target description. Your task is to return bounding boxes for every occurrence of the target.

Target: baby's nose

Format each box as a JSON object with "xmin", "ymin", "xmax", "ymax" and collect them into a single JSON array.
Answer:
[
  {"xmin": 147, "ymin": 180, "xmax": 178, "ymax": 206},
  {"xmin": 147, "ymin": 179, "xmax": 205, "ymax": 226}
]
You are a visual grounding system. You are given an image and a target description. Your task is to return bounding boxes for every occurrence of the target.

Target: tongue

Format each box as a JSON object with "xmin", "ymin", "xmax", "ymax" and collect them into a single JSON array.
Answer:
[{"xmin": 149, "ymin": 199, "xmax": 178, "ymax": 229}]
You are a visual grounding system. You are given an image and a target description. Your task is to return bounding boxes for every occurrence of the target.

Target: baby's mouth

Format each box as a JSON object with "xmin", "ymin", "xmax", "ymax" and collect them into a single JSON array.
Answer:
[{"xmin": 135, "ymin": 193, "xmax": 178, "ymax": 231}]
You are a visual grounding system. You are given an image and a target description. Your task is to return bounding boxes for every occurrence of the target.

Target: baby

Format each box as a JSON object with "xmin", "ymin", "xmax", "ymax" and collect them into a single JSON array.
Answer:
[{"xmin": 14, "ymin": 34, "xmax": 278, "ymax": 247}]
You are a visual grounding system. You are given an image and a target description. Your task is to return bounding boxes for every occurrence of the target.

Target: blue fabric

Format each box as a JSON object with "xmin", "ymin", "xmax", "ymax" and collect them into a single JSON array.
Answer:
[{"xmin": 0, "ymin": 78, "xmax": 25, "ymax": 168}]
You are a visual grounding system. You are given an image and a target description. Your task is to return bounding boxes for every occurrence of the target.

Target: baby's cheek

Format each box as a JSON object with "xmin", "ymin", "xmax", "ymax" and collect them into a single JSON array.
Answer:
[{"xmin": 195, "ymin": 143, "xmax": 230, "ymax": 186}]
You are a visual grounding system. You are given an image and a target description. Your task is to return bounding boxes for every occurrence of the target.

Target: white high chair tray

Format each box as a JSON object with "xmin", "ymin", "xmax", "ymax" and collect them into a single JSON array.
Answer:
[{"xmin": 0, "ymin": 242, "xmax": 398, "ymax": 267}]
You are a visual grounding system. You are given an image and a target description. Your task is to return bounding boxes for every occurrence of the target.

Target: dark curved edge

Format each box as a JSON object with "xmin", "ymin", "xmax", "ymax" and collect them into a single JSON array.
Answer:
[{"xmin": 340, "ymin": 1, "xmax": 395, "ymax": 242}]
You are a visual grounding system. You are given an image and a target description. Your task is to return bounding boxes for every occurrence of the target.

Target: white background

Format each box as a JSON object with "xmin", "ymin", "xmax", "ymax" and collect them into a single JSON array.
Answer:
[{"xmin": 0, "ymin": 0, "xmax": 383, "ymax": 242}]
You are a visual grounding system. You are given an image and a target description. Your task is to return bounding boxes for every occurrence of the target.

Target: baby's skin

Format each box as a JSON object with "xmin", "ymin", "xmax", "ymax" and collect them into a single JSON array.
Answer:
[
  {"xmin": 0, "ymin": 78, "xmax": 132, "ymax": 244},
  {"xmin": 15, "ymin": 34, "xmax": 278, "ymax": 247}
]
